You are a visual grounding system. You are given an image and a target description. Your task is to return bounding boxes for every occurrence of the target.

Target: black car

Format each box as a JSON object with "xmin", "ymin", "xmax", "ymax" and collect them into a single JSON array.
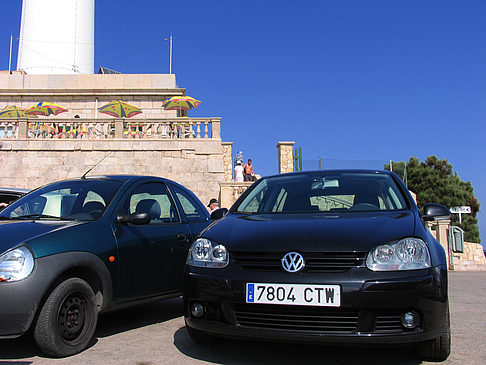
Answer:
[
  {"xmin": 0, "ymin": 175, "xmax": 212, "ymax": 357},
  {"xmin": 184, "ymin": 170, "xmax": 451, "ymax": 361},
  {"xmin": 0, "ymin": 187, "xmax": 30, "ymax": 207}
]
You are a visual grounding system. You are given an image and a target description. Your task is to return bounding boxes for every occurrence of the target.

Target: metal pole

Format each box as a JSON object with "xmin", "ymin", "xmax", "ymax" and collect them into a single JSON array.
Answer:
[
  {"xmin": 390, "ymin": 160, "xmax": 393, "ymax": 172},
  {"xmin": 299, "ymin": 147, "xmax": 302, "ymax": 171},
  {"xmin": 164, "ymin": 33, "xmax": 173, "ymax": 74},
  {"xmin": 8, "ymin": 34, "xmax": 13, "ymax": 74},
  {"xmin": 319, "ymin": 156, "xmax": 322, "ymax": 170},
  {"xmin": 169, "ymin": 33, "xmax": 173, "ymax": 74}
]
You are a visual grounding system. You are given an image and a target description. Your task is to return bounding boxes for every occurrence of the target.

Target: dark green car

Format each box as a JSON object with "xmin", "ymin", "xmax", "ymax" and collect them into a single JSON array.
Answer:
[{"xmin": 0, "ymin": 175, "xmax": 212, "ymax": 357}]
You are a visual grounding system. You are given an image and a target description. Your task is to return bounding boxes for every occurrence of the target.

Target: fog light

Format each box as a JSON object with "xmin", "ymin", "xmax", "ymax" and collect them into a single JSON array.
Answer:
[
  {"xmin": 401, "ymin": 311, "xmax": 419, "ymax": 329},
  {"xmin": 191, "ymin": 303, "xmax": 204, "ymax": 318}
]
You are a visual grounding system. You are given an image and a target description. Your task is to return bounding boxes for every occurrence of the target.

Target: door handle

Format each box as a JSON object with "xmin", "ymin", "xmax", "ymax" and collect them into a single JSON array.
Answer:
[{"xmin": 177, "ymin": 232, "xmax": 187, "ymax": 241}]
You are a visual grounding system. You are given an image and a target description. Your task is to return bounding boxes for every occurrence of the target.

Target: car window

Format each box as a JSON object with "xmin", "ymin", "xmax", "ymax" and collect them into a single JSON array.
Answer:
[
  {"xmin": 1, "ymin": 180, "xmax": 122, "ymax": 220},
  {"xmin": 171, "ymin": 185, "xmax": 208, "ymax": 222},
  {"xmin": 235, "ymin": 172, "xmax": 408, "ymax": 214},
  {"xmin": 121, "ymin": 182, "xmax": 180, "ymax": 224}
]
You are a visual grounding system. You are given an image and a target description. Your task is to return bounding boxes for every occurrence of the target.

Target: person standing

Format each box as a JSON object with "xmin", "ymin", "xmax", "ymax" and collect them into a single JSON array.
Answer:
[
  {"xmin": 207, "ymin": 198, "xmax": 220, "ymax": 213},
  {"xmin": 243, "ymin": 159, "xmax": 254, "ymax": 181},
  {"xmin": 234, "ymin": 161, "xmax": 244, "ymax": 182}
]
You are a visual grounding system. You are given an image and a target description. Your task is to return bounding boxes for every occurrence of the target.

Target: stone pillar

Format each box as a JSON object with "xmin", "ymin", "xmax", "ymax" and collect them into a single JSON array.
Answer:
[
  {"xmin": 211, "ymin": 118, "xmax": 221, "ymax": 139},
  {"xmin": 17, "ymin": 118, "xmax": 28, "ymax": 138},
  {"xmin": 277, "ymin": 141, "xmax": 295, "ymax": 174},
  {"xmin": 114, "ymin": 119, "xmax": 124, "ymax": 139},
  {"xmin": 221, "ymin": 142, "xmax": 233, "ymax": 182},
  {"xmin": 427, "ymin": 219, "xmax": 452, "ymax": 270}
]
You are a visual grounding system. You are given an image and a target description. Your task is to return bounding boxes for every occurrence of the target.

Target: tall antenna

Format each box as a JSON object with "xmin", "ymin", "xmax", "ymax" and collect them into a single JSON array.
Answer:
[
  {"xmin": 81, "ymin": 152, "xmax": 112, "ymax": 179},
  {"xmin": 164, "ymin": 33, "xmax": 173, "ymax": 74}
]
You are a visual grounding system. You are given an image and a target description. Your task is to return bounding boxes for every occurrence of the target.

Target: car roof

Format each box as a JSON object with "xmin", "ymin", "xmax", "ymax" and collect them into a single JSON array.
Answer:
[
  {"xmin": 57, "ymin": 175, "xmax": 170, "ymax": 183},
  {"xmin": 262, "ymin": 169, "xmax": 394, "ymax": 179},
  {"xmin": 0, "ymin": 187, "xmax": 31, "ymax": 194}
]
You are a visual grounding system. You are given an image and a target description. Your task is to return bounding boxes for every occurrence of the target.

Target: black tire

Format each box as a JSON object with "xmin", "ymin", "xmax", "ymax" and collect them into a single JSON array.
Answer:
[
  {"xmin": 186, "ymin": 324, "xmax": 215, "ymax": 344},
  {"xmin": 34, "ymin": 278, "xmax": 98, "ymax": 357},
  {"xmin": 414, "ymin": 305, "xmax": 451, "ymax": 362}
]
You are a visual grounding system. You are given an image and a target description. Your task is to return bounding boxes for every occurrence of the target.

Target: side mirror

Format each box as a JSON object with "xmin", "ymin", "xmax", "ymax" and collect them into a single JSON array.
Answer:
[
  {"xmin": 116, "ymin": 212, "xmax": 151, "ymax": 225},
  {"xmin": 210, "ymin": 208, "xmax": 228, "ymax": 220},
  {"xmin": 422, "ymin": 203, "xmax": 450, "ymax": 221}
]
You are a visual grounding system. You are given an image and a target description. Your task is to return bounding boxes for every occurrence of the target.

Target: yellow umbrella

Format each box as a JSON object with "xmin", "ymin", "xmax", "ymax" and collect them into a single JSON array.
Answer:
[
  {"xmin": 0, "ymin": 105, "xmax": 35, "ymax": 118},
  {"xmin": 98, "ymin": 100, "xmax": 142, "ymax": 118},
  {"xmin": 25, "ymin": 102, "xmax": 67, "ymax": 116},
  {"xmin": 162, "ymin": 96, "xmax": 201, "ymax": 111}
]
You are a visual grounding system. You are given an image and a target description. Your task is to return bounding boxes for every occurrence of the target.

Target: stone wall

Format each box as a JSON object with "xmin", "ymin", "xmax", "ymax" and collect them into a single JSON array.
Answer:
[
  {"xmin": 0, "ymin": 138, "xmax": 224, "ymax": 207},
  {"xmin": 0, "ymin": 73, "xmax": 182, "ymax": 119},
  {"xmin": 452, "ymin": 242, "xmax": 486, "ymax": 271}
]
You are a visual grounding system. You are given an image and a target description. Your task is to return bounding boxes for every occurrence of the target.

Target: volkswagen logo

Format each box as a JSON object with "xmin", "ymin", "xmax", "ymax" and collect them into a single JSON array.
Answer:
[{"xmin": 281, "ymin": 252, "xmax": 305, "ymax": 273}]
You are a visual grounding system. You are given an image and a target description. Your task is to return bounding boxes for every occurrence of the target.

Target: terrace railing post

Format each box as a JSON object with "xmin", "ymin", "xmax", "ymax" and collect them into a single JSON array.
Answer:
[
  {"xmin": 18, "ymin": 118, "xmax": 28, "ymax": 138},
  {"xmin": 114, "ymin": 118, "xmax": 124, "ymax": 138},
  {"xmin": 211, "ymin": 118, "xmax": 221, "ymax": 139}
]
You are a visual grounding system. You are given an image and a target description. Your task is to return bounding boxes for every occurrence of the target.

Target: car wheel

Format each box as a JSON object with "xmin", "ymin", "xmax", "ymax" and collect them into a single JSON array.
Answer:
[
  {"xmin": 186, "ymin": 324, "xmax": 215, "ymax": 344},
  {"xmin": 414, "ymin": 305, "xmax": 451, "ymax": 361},
  {"xmin": 34, "ymin": 278, "xmax": 98, "ymax": 357}
]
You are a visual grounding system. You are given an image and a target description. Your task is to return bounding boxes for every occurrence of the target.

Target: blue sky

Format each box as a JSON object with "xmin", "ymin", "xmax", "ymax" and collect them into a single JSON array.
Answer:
[{"xmin": 1, "ymin": 0, "xmax": 485, "ymax": 245}]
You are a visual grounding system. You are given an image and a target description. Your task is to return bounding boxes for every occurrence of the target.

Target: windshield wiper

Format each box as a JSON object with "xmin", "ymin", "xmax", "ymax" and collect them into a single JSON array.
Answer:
[
  {"xmin": 18, "ymin": 214, "xmax": 63, "ymax": 220},
  {"xmin": 0, "ymin": 216, "xmax": 12, "ymax": 220}
]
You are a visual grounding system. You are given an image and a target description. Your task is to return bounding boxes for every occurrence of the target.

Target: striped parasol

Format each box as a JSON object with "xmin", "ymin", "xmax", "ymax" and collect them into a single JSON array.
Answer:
[
  {"xmin": 0, "ymin": 105, "xmax": 35, "ymax": 118},
  {"xmin": 98, "ymin": 100, "xmax": 142, "ymax": 118},
  {"xmin": 25, "ymin": 102, "xmax": 68, "ymax": 117},
  {"xmin": 162, "ymin": 96, "xmax": 201, "ymax": 111}
]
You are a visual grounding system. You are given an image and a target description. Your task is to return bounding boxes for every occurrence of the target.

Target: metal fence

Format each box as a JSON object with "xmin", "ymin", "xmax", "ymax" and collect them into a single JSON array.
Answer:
[{"xmin": 297, "ymin": 158, "xmax": 388, "ymax": 171}]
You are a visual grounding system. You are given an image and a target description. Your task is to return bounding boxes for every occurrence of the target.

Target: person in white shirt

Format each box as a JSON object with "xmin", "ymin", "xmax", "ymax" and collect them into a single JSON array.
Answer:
[{"xmin": 234, "ymin": 160, "xmax": 244, "ymax": 182}]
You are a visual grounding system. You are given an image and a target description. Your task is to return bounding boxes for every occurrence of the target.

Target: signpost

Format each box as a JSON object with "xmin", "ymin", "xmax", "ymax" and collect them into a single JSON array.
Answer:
[{"xmin": 450, "ymin": 206, "xmax": 471, "ymax": 224}]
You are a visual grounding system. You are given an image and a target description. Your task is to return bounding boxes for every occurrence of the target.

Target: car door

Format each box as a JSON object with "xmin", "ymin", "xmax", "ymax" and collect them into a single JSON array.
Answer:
[
  {"xmin": 114, "ymin": 181, "xmax": 191, "ymax": 301},
  {"xmin": 169, "ymin": 183, "xmax": 211, "ymax": 244}
]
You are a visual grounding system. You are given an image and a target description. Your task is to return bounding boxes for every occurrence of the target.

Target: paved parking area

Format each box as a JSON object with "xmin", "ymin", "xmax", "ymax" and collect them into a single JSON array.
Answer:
[{"xmin": 0, "ymin": 271, "xmax": 485, "ymax": 364}]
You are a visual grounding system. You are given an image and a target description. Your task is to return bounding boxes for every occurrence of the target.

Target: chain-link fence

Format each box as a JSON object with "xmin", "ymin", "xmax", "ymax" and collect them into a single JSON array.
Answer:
[{"xmin": 297, "ymin": 158, "xmax": 388, "ymax": 171}]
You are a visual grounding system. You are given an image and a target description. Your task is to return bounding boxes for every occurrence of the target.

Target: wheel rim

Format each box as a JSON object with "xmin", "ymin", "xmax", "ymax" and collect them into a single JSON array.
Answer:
[{"xmin": 57, "ymin": 292, "xmax": 90, "ymax": 345}]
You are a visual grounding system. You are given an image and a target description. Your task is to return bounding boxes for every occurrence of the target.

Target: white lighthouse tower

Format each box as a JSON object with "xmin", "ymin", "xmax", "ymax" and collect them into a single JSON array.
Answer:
[{"xmin": 17, "ymin": 0, "xmax": 94, "ymax": 74}]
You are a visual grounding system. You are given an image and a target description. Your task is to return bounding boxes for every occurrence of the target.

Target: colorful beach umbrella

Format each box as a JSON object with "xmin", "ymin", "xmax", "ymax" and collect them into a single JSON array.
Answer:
[
  {"xmin": 162, "ymin": 96, "xmax": 201, "ymax": 111},
  {"xmin": 25, "ymin": 102, "xmax": 67, "ymax": 117},
  {"xmin": 0, "ymin": 105, "xmax": 34, "ymax": 118},
  {"xmin": 98, "ymin": 100, "xmax": 142, "ymax": 118}
]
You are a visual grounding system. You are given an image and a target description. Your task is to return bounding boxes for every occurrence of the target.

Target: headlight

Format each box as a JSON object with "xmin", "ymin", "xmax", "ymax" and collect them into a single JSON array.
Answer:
[
  {"xmin": 366, "ymin": 238, "xmax": 431, "ymax": 271},
  {"xmin": 0, "ymin": 246, "xmax": 35, "ymax": 282},
  {"xmin": 187, "ymin": 238, "xmax": 229, "ymax": 268}
]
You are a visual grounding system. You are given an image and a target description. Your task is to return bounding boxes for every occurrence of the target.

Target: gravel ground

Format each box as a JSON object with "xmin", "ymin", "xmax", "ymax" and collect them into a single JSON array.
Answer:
[{"xmin": 0, "ymin": 271, "xmax": 485, "ymax": 365}]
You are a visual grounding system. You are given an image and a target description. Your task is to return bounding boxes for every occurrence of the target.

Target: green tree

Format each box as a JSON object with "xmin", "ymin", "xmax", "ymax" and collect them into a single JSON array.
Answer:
[{"xmin": 386, "ymin": 156, "xmax": 481, "ymax": 243}]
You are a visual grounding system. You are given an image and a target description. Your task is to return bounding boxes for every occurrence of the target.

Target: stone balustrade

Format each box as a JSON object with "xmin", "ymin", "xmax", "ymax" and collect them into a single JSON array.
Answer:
[{"xmin": 0, "ymin": 117, "xmax": 221, "ymax": 140}]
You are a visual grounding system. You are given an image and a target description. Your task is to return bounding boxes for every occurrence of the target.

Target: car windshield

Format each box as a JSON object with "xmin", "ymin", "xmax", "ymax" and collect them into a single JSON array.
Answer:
[
  {"xmin": 234, "ymin": 172, "xmax": 409, "ymax": 214},
  {"xmin": 0, "ymin": 179, "xmax": 124, "ymax": 221}
]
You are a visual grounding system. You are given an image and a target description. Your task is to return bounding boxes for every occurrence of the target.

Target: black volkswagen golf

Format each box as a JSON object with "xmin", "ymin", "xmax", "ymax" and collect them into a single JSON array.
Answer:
[{"xmin": 184, "ymin": 170, "xmax": 451, "ymax": 361}]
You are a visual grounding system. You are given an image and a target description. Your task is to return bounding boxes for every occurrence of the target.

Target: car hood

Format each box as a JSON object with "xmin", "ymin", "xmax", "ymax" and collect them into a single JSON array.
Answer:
[
  {"xmin": 0, "ymin": 220, "xmax": 85, "ymax": 255},
  {"xmin": 203, "ymin": 211, "xmax": 417, "ymax": 252}
]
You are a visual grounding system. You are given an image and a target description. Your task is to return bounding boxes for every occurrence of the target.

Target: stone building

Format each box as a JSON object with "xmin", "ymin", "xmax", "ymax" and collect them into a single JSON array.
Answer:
[{"xmin": 0, "ymin": 71, "xmax": 225, "ymax": 206}]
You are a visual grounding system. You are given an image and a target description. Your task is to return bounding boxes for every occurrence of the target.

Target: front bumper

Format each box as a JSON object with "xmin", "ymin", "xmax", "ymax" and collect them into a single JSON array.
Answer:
[{"xmin": 184, "ymin": 265, "xmax": 448, "ymax": 345}]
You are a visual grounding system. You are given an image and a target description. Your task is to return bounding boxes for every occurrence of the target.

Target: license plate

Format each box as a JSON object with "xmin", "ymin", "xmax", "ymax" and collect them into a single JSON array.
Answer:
[{"xmin": 246, "ymin": 283, "xmax": 341, "ymax": 307}]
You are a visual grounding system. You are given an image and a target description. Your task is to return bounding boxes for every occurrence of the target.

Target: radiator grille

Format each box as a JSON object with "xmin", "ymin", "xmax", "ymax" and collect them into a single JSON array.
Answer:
[
  {"xmin": 231, "ymin": 251, "xmax": 367, "ymax": 272},
  {"xmin": 233, "ymin": 304, "xmax": 359, "ymax": 333}
]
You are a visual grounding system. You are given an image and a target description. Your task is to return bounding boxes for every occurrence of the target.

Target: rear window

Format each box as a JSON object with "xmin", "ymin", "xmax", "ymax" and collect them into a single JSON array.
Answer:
[{"xmin": 235, "ymin": 172, "xmax": 409, "ymax": 214}]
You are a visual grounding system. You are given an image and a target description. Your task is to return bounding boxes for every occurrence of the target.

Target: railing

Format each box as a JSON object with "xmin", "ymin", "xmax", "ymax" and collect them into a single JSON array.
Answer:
[{"xmin": 0, "ymin": 117, "xmax": 221, "ymax": 140}]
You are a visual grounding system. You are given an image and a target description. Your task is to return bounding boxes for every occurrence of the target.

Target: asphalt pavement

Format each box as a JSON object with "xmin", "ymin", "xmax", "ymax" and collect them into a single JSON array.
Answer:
[{"xmin": 0, "ymin": 271, "xmax": 485, "ymax": 365}]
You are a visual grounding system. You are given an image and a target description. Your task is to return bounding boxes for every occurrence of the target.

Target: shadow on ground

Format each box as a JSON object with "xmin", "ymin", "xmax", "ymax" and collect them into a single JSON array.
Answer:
[
  {"xmin": 0, "ymin": 297, "xmax": 183, "ymax": 360},
  {"xmin": 95, "ymin": 297, "xmax": 183, "ymax": 338},
  {"xmin": 173, "ymin": 327, "xmax": 424, "ymax": 365}
]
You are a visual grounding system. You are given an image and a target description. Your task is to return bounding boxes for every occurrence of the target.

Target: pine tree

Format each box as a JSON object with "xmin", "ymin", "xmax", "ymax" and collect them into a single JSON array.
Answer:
[{"xmin": 386, "ymin": 156, "xmax": 481, "ymax": 243}]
